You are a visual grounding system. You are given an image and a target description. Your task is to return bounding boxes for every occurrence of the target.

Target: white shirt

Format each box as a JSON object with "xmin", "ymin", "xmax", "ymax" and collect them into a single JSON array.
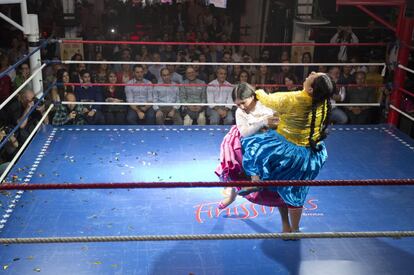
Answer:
[
  {"xmin": 206, "ymin": 79, "xmax": 233, "ymax": 108},
  {"xmin": 153, "ymin": 81, "xmax": 180, "ymax": 110},
  {"xmin": 236, "ymin": 101, "xmax": 274, "ymax": 137},
  {"xmin": 125, "ymin": 78, "xmax": 153, "ymax": 103}
]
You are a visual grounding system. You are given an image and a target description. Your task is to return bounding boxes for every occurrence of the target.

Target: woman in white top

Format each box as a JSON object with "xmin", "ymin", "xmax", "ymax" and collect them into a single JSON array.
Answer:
[
  {"xmin": 216, "ymin": 83, "xmax": 279, "ymax": 209},
  {"xmin": 235, "ymin": 86, "xmax": 275, "ymax": 138}
]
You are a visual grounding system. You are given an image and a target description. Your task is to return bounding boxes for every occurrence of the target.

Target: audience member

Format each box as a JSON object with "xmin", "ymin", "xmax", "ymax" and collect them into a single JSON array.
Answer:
[
  {"xmin": 116, "ymin": 63, "xmax": 133, "ymax": 84},
  {"xmin": 295, "ymin": 52, "xmax": 317, "ymax": 83},
  {"xmin": 73, "ymin": 70, "xmax": 105, "ymax": 124},
  {"xmin": 52, "ymin": 92, "xmax": 87, "ymax": 126},
  {"xmin": 166, "ymin": 62, "xmax": 184, "ymax": 84},
  {"xmin": 125, "ymin": 65, "xmax": 155, "ymax": 125},
  {"xmin": 103, "ymin": 71, "xmax": 127, "ymax": 124},
  {"xmin": 51, "ymin": 68, "xmax": 73, "ymax": 102},
  {"xmin": 252, "ymin": 65, "xmax": 275, "ymax": 93},
  {"xmin": 180, "ymin": 66, "xmax": 207, "ymax": 125},
  {"xmin": 153, "ymin": 68, "xmax": 182, "ymax": 125},
  {"xmin": 206, "ymin": 67, "xmax": 234, "ymax": 125},
  {"xmin": 236, "ymin": 70, "xmax": 250, "ymax": 84},
  {"xmin": 330, "ymin": 26, "xmax": 359, "ymax": 62},
  {"xmin": 280, "ymin": 73, "xmax": 299, "ymax": 92},
  {"xmin": 13, "ymin": 63, "xmax": 33, "ymax": 92},
  {"xmin": 92, "ymin": 61, "xmax": 109, "ymax": 83},
  {"xmin": 328, "ymin": 67, "xmax": 348, "ymax": 124},
  {"xmin": 7, "ymin": 89, "xmax": 48, "ymax": 143},
  {"xmin": 344, "ymin": 71, "xmax": 377, "ymax": 124}
]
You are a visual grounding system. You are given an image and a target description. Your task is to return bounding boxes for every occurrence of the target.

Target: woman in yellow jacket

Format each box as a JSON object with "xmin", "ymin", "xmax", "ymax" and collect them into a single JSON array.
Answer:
[
  {"xmin": 217, "ymin": 72, "xmax": 334, "ymax": 232},
  {"xmin": 240, "ymin": 72, "xmax": 334, "ymax": 232}
]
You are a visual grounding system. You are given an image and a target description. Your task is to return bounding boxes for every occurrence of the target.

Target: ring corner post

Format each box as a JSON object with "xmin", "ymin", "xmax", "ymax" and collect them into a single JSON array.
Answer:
[
  {"xmin": 388, "ymin": 5, "xmax": 414, "ymax": 125},
  {"xmin": 26, "ymin": 13, "xmax": 44, "ymax": 98}
]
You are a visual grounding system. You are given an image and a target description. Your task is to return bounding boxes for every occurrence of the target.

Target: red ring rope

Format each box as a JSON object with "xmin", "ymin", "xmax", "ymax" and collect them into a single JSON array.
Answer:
[
  {"xmin": 0, "ymin": 179, "xmax": 413, "ymax": 190},
  {"xmin": 64, "ymin": 83, "xmax": 385, "ymax": 88},
  {"xmin": 61, "ymin": 40, "xmax": 387, "ymax": 47}
]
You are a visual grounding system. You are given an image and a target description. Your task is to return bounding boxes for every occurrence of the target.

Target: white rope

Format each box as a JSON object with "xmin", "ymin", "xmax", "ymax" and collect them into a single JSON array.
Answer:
[
  {"xmin": 62, "ymin": 60, "xmax": 386, "ymax": 67},
  {"xmin": 390, "ymin": 104, "xmax": 414, "ymax": 122},
  {"xmin": 61, "ymin": 101, "xmax": 233, "ymax": 107},
  {"xmin": 0, "ymin": 63, "xmax": 47, "ymax": 111},
  {"xmin": 61, "ymin": 101, "xmax": 380, "ymax": 107},
  {"xmin": 0, "ymin": 104, "xmax": 54, "ymax": 183},
  {"xmin": 398, "ymin": 64, "xmax": 414, "ymax": 75},
  {"xmin": 0, "ymin": 230, "xmax": 413, "ymax": 244}
]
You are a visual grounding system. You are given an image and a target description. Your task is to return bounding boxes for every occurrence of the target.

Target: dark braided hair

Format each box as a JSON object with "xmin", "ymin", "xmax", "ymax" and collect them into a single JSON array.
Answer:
[{"xmin": 308, "ymin": 74, "xmax": 335, "ymax": 152}]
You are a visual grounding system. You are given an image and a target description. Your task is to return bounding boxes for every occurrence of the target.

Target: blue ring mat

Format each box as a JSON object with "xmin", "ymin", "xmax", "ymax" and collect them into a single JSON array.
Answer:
[{"xmin": 0, "ymin": 124, "xmax": 413, "ymax": 275}]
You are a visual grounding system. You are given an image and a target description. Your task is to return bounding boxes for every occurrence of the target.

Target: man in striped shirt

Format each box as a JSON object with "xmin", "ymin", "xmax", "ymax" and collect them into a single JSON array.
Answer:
[
  {"xmin": 179, "ymin": 67, "xmax": 207, "ymax": 125},
  {"xmin": 125, "ymin": 65, "xmax": 155, "ymax": 125},
  {"xmin": 153, "ymin": 68, "xmax": 182, "ymax": 125}
]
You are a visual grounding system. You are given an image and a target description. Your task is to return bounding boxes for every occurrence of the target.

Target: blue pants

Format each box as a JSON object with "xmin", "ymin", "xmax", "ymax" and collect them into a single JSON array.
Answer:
[{"xmin": 126, "ymin": 108, "xmax": 156, "ymax": 125}]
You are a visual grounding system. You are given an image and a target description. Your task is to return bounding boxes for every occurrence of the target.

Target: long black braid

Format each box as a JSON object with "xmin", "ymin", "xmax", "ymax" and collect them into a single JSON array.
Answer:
[{"xmin": 308, "ymin": 75, "xmax": 334, "ymax": 152}]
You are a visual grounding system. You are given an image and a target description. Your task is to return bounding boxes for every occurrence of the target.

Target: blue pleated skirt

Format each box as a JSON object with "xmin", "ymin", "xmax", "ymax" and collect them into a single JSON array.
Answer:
[{"xmin": 241, "ymin": 130, "xmax": 328, "ymax": 207}]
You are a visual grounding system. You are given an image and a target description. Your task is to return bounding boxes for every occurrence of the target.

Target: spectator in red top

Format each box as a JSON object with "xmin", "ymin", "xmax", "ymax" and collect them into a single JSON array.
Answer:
[
  {"xmin": 103, "ymin": 72, "xmax": 127, "ymax": 124},
  {"xmin": 116, "ymin": 63, "xmax": 133, "ymax": 84}
]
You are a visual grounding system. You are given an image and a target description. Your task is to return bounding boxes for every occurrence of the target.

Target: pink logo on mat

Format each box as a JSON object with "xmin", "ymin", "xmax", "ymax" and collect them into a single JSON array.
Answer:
[{"xmin": 194, "ymin": 198, "xmax": 321, "ymax": 223}]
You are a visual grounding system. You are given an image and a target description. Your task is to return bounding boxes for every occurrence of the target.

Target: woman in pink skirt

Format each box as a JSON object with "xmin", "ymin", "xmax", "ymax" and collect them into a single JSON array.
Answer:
[{"xmin": 215, "ymin": 83, "xmax": 284, "ymax": 209}]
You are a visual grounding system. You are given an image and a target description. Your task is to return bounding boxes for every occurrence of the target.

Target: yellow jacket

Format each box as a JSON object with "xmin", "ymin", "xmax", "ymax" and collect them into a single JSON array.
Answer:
[{"xmin": 256, "ymin": 89, "xmax": 327, "ymax": 146}]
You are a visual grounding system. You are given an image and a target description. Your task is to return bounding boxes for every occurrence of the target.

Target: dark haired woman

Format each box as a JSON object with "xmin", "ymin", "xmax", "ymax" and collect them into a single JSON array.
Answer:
[
  {"xmin": 103, "ymin": 71, "xmax": 127, "ymax": 124},
  {"xmin": 295, "ymin": 52, "xmax": 317, "ymax": 83},
  {"xmin": 215, "ymin": 83, "xmax": 280, "ymax": 209},
  {"xmin": 280, "ymin": 73, "xmax": 299, "ymax": 92},
  {"xmin": 216, "ymin": 72, "xmax": 334, "ymax": 233},
  {"xmin": 236, "ymin": 70, "xmax": 251, "ymax": 84},
  {"xmin": 51, "ymin": 68, "xmax": 73, "ymax": 102}
]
